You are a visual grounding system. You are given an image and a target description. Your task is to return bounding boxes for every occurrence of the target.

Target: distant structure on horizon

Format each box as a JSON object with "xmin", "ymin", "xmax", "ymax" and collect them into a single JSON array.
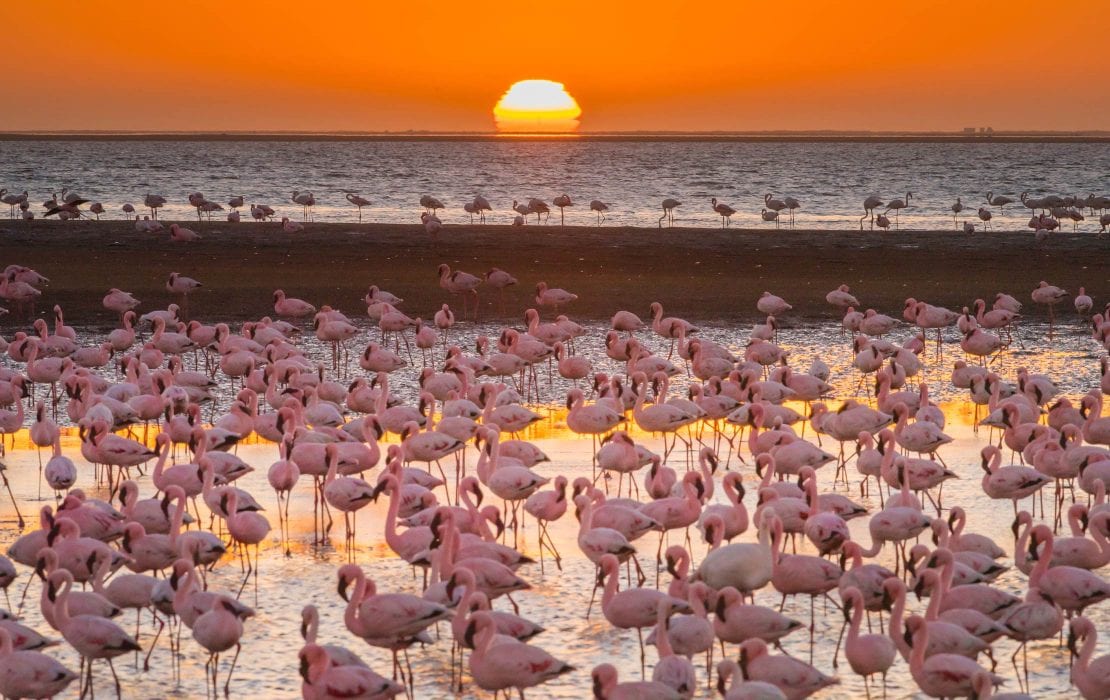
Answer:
[{"xmin": 962, "ymin": 126, "xmax": 995, "ymax": 135}]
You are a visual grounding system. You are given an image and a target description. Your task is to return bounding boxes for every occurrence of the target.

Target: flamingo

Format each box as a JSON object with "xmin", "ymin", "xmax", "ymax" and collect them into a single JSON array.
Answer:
[
  {"xmin": 345, "ymin": 192, "xmax": 371, "ymax": 222},
  {"xmin": 299, "ymin": 643, "xmax": 403, "ymax": 699},
  {"xmin": 221, "ymin": 489, "xmax": 271, "ymax": 594},
  {"xmin": 862, "ymin": 195, "xmax": 884, "ymax": 229},
  {"xmin": 710, "ymin": 197, "xmax": 736, "ymax": 227},
  {"xmin": 738, "ymin": 638, "xmax": 838, "ymax": 699},
  {"xmin": 192, "ymin": 598, "xmax": 246, "ymax": 695},
  {"xmin": 534, "ymin": 281, "xmax": 577, "ymax": 313},
  {"xmin": 438, "ymin": 264, "xmax": 481, "ymax": 320},
  {"xmin": 1069, "ymin": 617, "xmax": 1110, "ymax": 700},
  {"xmin": 462, "ymin": 201, "xmax": 479, "ymax": 223},
  {"xmin": 47, "ymin": 570, "xmax": 140, "ymax": 698},
  {"xmin": 590, "ymin": 199, "xmax": 609, "ymax": 225},
  {"xmin": 552, "ymin": 193, "xmax": 572, "ymax": 224},
  {"xmin": 527, "ymin": 197, "xmax": 550, "ymax": 223},
  {"xmin": 0, "ymin": 627, "xmax": 78, "ymax": 698},
  {"xmin": 659, "ymin": 198, "xmax": 681, "ymax": 227},
  {"xmin": 951, "ymin": 196, "xmax": 966, "ymax": 228},
  {"xmin": 841, "ymin": 586, "xmax": 895, "ymax": 697},
  {"xmin": 272, "ymin": 289, "xmax": 316, "ymax": 318},
  {"xmin": 978, "ymin": 207, "xmax": 993, "ymax": 230},
  {"xmin": 511, "ymin": 199, "xmax": 532, "ymax": 223},
  {"xmin": 473, "ymin": 194, "xmax": 492, "ymax": 223},
  {"xmin": 885, "ymin": 192, "xmax": 911, "ymax": 227},
  {"xmin": 420, "ymin": 195, "xmax": 445, "ymax": 215},
  {"xmin": 907, "ymin": 616, "xmax": 1001, "ymax": 697},
  {"xmin": 597, "ymin": 553, "xmax": 690, "ymax": 674},
  {"xmin": 1031, "ymin": 281, "xmax": 1068, "ymax": 333},
  {"xmin": 483, "ymin": 267, "xmax": 517, "ymax": 315},
  {"xmin": 464, "ymin": 611, "xmax": 573, "ymax": 695},
  {"xmin": 649, "ymin": 597, "xmax": 697, "ymax": 697},
  {"xmin": 144, "ymin": 193, "xmax": 166, "ymax": 219},
  {"xmin": 291, "ymin": 190, "xmax": 316, "ymax": 221},
  {"xmin": 986, "ymin": 191, "xmax": 1014, "ymax": 213},
  {"xmin": 591, "ymin": 662, "xmax": 680, "ymax": 699}
]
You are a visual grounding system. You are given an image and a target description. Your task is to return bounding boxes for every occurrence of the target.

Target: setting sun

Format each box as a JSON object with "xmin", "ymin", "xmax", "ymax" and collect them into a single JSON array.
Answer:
[{"xmin": 494, "ymin": 79, "xmax": 582, "ymax": 132}]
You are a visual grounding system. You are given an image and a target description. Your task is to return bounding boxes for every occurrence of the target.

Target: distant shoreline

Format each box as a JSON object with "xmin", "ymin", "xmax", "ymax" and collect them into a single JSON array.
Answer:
[{"xmin": 2, "ymin": 130, "xmax": 1109, "ymax": 144}]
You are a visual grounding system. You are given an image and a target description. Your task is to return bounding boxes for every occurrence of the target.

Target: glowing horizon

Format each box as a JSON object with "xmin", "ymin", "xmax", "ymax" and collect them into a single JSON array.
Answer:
[{"xmin": 3, "ymin": 1, "xmax": 1108, "ymax": 133}]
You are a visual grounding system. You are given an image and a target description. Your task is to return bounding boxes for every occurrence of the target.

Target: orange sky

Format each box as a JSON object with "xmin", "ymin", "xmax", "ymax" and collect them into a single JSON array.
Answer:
[{"xmin": 5, "ymin": 0, "xmax": 1107, "ymax": 132}]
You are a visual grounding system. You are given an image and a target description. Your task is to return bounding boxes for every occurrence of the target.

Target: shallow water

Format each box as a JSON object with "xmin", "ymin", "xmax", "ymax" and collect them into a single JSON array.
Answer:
[
  {"xmin": 2, "ymin": 139, "xmax": 1108, "ymax": 231},
  {"xmin": 0, "ymin": 316, "xmax": 1106, "ymax": 699}
]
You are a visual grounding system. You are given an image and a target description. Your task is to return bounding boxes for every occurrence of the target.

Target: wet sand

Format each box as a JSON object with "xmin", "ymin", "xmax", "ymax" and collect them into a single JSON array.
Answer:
[{"xmin": 2, "ymin": 220, "xmax": 1107, "ymax": 327}]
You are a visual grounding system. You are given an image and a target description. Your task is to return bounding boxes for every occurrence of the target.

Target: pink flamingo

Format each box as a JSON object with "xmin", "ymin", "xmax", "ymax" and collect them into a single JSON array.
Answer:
[
  {"xmin": 433, "ymin": 303, "xmax": 455, "ymax": 349},
  {"xmin": 946, "ymin": 506, "xmax": 1005, "ymax": 559},
  {"xmin": 649, "ymin": 302, "xmax": 698, "ymax": 358},
  {"xmin": 907, "ymin": 616, "xmax": 1000, "ymax": 698},
  {"xmin": 464, "ymin": 610, "xmax": 573, "ymax": 696},
  {"xmin": 841, "ymin": 586, "xmax": 895, "ymax": 697},
  {"xmin": 192, "ymin": 598, "xmax": 245, "ymax": 696},
  {"xmin": 710, "ymin": 197, "xmax": 736, "ymax": 227},
  {"xmin": 1049, "ymin": 505, "xmax": 1109, "ymax": 569},
  {"xmin": 713, "ymin": 584, "xmax": 803, "ymax": 657},
  {"xmin": 980, "ymin": 445, "xmax": 1050, "ymax": 514},
  {"xmin": 0, "ymin": 627, "xmax": 78, "ymax": 698},
  {"xmin": 649, "ymin": 598, "xmax": 696, "ymax": 697},
  {"xmin": 299, "ymin": 644, "xmax": 403, "ymax": 699},
  {"xmin": 484, "ymin": 267, "xmax": 517, "ymax": 315},
  {"xmin": 1031, "ymin": 280, "xmax": 1068, "ymax": 332},
  {"xmin": 220, "ymin": 489, "xmax": 271, "ymax": 595},
  {"xmin": 597, "ymin": 553, "xmax": 690, "ymax": 675},
  {"xmin": 1069, "ymin": 616, "xmax": 1110, "ymax": 700},
  {"xmin": 1000, "ymin": 562, "xmax": 1063, "ymax": 690},
  {"xmin": 591, "ymin": 662, "xmax": 681, "ymax": 699},
  {"xmin": 640, "ymin": 471, "xmax": 702, "ymax": 577},
  {"xmin": 438, "ymin": 264, "xmax": 481, "ymax": 320},
  {"xmin": 1027, "ymin": 525, "xmax": 1110, "ymax": 614},
  {"xmin": 523, "ymin": 475, "xmax": 569, "ymax": 572},
  {"xmin": 267, "ymin": 434, "xmax": 299, "ymax": 555},
  {"xmin": 299, "ymin": 604, "xmax": 367, "ymax": 669},
  {"xmin": 534, "ymin": 281, "xmax": 577, "ymax": 313},
  {"xmin": 48, "ymin": 570, "xmax": 140, "ymax": 698},
  {"xmin": 698, "ymin": 472, "xmax": 748, "ymax": 543},
  {"xmin": 272, "ymin": 289, "xmax": 315, "ymax": 318},
  {"xmin": 738, "ymin": 638, "xmax": 838, "ymax": 699},
  {"xmin": 766, "ymin": 511, "xmax": 841, "ymax": 661}
]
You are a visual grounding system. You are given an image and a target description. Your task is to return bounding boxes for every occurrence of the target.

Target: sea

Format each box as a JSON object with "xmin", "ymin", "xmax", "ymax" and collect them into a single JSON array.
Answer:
[{"xmin": 1, "ymin": 137, "xmax": 1108, "ymax": 229}]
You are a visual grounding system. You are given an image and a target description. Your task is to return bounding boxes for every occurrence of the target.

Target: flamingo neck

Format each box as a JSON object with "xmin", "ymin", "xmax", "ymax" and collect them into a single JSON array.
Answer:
[
  {"xmin": 602, "ymin": 566, "xmax": 619, "ymax": 608},
  {"xmin": 655, "ymin": 608, "xmax": 676, "ymax": 657},
  {"xmin": 888, "ymin": 587, "xmax": 909, "ymax": 658},
  {"xmin": 52, "ymin": 577, "xmax": 72, "ymax": 628},
  {"xmin": 847, "ymin": 596, "xmax": 864, "ymax": 643},
  {"xmin": 344, "ymin": 571, "xmax": 367, "ymax": 631},
  {"xmin": 1076, "ymin": 628, "xmax": 1096, "ymax": 674},
  {"xmin": 169, "ymin": 492, "xmax": 186, "ymax": 543},
  {"xmin": 1029, "ymin": 534, "xmax": 1051, "ymax": 588},
  {"xmin": 378, "ymin": 481, "xmax": 401, "ymax": 556}
]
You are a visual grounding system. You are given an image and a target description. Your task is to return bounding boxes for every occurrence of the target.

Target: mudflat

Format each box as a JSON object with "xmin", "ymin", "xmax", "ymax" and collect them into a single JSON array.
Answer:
[{"xmin": 2, "ymin": 220, "xmax": 1105, "ymax": 328}]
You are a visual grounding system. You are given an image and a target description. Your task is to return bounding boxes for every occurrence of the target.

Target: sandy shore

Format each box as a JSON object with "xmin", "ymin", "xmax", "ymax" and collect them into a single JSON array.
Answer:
[{"xmin": 1, "ymin": 220, "xmax": 1106, "ymax": 328}]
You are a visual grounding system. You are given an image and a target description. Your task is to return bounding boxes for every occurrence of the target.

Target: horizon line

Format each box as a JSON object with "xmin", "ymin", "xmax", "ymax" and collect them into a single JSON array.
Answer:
[{"xmin": 2, "ymin": 129, "xmax": 1108, "ymax": 143}]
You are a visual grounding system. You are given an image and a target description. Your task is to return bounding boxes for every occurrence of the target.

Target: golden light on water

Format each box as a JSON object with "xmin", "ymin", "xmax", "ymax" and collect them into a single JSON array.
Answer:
[{"xmin": 493, "ymin": 79, "xmax": 582, "ymax": 132}]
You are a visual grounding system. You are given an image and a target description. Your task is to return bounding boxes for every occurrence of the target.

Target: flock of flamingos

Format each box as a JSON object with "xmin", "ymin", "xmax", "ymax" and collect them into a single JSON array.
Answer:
[
  {"xmin": 0, "ymin": 240, "xmax": 1106, "ymax": 699},
  {"xmin": 3, "ymin": 186, "xmax": 1110, "ymax": 234}
]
